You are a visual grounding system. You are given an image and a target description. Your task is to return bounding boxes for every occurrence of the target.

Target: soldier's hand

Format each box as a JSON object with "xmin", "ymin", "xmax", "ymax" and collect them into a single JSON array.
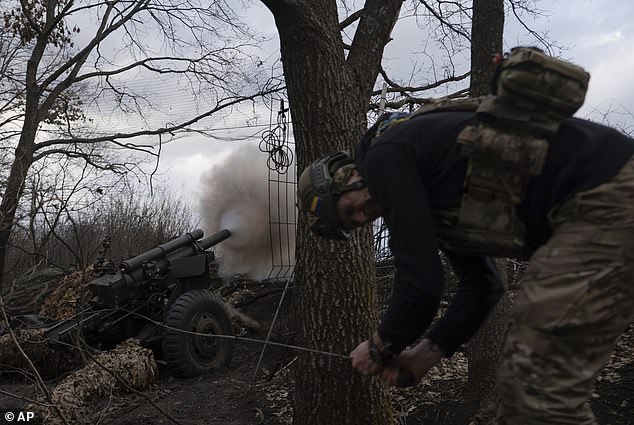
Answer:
[
  {"xmin": 380, "ymin": 338, "xmax": 444, "ymax": 387},
  {"xmin": 380, "ymin": 365, "xmax": 419, "ymax": 387},
  {"xmin": 350, "ymin": 340, "xmax": 382, "ymax": 375}
]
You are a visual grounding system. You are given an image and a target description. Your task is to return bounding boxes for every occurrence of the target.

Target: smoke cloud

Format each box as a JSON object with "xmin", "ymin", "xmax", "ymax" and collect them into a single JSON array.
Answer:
[{"xmin": 198, "ymin": 143, "xmax": 296, "ymax": 280}]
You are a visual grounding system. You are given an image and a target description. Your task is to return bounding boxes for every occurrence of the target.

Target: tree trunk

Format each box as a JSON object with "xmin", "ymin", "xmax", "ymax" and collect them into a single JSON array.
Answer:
[
  {"xmin": 465, "ymin": 0, "xmax": 506, "ymax": 418},
  {"xmin": 0, "ymin": 114, "xmax": 38, "ymax": 288},
  {"xmin": 0, "ymin": 12, "xmax": 50, "ymax": 287},
  {"xmin": 261, "ymin": 1, "xmax": 401, "ymax": 423},
  {"xmin": 469, "ymin": 0, "xmax": 505, "ymax": 97},
  {"xmin": 466, "ymin": 259, "xmax": 510, "ymax": 400}
]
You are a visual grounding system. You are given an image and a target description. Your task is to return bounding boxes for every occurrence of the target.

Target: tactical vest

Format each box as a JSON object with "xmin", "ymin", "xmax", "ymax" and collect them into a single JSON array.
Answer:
[{"xmin": 373, "ymin": 47, "xmax": 590, "ymax": 258}]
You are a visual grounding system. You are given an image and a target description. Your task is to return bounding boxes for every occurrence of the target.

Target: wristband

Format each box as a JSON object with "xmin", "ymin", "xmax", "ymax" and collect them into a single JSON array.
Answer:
[{"xmin": 368, "ymin": 336, "xmax": 393, "ymax": 367}]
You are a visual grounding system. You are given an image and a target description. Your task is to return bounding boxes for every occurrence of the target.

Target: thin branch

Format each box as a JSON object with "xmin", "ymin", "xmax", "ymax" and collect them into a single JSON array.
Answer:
[
  {"xmin": 73, "ymin": 54, "xmax": 229, "ymax": 83},
  {"xmin": 339, "ymin": 9, "xmax": 364, "ymax": 30},
  {"xmin": 34, "ymin": 86, "xmax": 284, "ymax": 150},
  {"xmin": 40, "ymin": 0, "xmax": 134, "ymax": 90},
  {"xmin": 508, "ymin": 0, "xmax": 553, "ymax": 55},
  {"xmin": 375, "ymin": 69, "xmax": 470, "ymax": 95},
  {"xmin": 418, "ymin": 0, "xmax": 471, "ymax": 42},
  {"xmin": 0, "ymin": 388, "xmax": 56, "ymax": 408},
  {"xmin": 368, "ymin": 87, "xmax": 469, "ymax": 110}
]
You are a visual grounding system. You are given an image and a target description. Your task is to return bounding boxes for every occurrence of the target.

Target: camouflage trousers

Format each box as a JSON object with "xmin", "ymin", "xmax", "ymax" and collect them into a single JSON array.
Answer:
[{"xmin": 496, "ymin": 155, "xmax": 634, "ymax": 424}]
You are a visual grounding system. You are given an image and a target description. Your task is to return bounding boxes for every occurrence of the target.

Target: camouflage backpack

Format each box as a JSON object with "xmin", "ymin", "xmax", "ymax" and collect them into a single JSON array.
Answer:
[{"xmin": 376, "ymin": 47, "xmax": 590, "ymax": 258}]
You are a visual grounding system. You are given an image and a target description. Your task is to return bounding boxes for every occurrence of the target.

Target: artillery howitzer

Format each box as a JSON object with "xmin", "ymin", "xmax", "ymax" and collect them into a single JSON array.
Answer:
[{"xmin": 42, "ymin": 228, "xmax": 235, "ymax": 378}]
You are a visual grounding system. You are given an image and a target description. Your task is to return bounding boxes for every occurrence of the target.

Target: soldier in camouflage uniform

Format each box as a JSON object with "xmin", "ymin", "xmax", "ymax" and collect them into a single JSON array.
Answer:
[
  {"xmin": 297, "ymin": 49, "xmax": 633, "ymax": 425},
  {"xmin": 496, "ymin": 158, "xmax": 634, "ymax": 424},
  {"xmin": 299, "ymin": 113, "xmax": 633, "ymax": 424}
]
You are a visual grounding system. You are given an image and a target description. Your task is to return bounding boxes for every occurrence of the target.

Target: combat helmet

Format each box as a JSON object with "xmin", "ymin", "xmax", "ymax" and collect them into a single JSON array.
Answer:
[{"xmin": 298, "ymin": 151, "xmax": 366, "ymax": 240}]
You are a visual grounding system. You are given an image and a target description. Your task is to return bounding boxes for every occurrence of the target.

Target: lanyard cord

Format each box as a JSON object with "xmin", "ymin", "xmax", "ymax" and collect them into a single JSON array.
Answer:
[{"xmin": 125, "ymin": 308, "xmax": 352, "ymax": 361}]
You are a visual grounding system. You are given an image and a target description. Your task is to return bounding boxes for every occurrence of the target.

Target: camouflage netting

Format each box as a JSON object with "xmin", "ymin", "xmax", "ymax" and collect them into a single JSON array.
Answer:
[
  {"xmin": 1, "ymin": 267, "xmax": 67, "ymax": 315},
  {"xmin": 0, "ymin": 328, "xmax": 84, "ymax": 379},
  {"xmin": 28, "ymin": 338, "xmax": 158, "ymax": 424},
  {"xmin": 40, "ymin": 268, "xmax": 94, "ymax": 320},
  {"xmin": 0, "ymin": 268, "xmax": 97, "ymax": 380}
]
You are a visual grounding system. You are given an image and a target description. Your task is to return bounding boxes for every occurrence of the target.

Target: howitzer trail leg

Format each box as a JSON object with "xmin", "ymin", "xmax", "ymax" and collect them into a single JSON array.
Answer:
[{"xmin": 496, "ymin": 156, "xmax": 634, "ymax": 424}]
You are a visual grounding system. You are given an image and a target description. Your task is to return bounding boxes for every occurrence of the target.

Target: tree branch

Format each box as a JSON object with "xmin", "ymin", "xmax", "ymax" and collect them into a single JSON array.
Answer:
[
  {"xmin": 0, "ymin": 388, "xmax": 56, "ymax": 408},
  {"xmin": 508, "ymin": 0, "xmax": 554, "ymax": 55},
  {"xmin": 34, "ymin": 86, "xmax": 284, "ymax": 151},
  {"xmin": 346, "ymin": 0, "xmax": 402, "ymax": 99},
  {"xmin": 368, "ymin": 87, "xmax": 469, "ymax": 110},
  {"xmin": 375, "ymin": 69, "xmax": 470, "ymax": 95},
  {"xmin": 38, "ymin": 1, "xmax": 142, "ymax": 114},
  {"xmin": 418, "ymin": 0, "xmax": 471, "ymax": 42},
  {"xmin": 339, "ymin": 9, "xmax": 364, "ymax": 30}
]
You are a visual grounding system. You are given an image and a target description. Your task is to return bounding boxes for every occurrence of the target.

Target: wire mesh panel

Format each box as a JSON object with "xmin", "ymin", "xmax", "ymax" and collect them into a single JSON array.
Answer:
[
  {"xmin": 260, "ymin": 99, "xmax": 296, "ymax": 280},
  {"xmin": 266, "ymin": 169, "xmax": 296, "ymax": 279},
  {"xmin": 373, "ymin": 218, "xmax": 394, "ymax": 315},
  {"xmin": 373, "ymin": 218, "xmax": 460, "ymax": 319}
]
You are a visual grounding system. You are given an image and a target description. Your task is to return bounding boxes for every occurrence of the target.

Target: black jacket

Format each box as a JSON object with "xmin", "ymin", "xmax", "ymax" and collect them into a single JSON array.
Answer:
[{"xmin": 354, "ymin": 111, "xmax": 634, "ymax": 355}]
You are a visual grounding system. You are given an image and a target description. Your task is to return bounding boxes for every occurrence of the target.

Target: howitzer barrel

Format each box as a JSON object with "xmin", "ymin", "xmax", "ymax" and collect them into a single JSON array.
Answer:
[
  {"xmin": 195, "ymin": 229, "xmax": 232, "ymax": 251},
  {"xmin": 166, "ymin": 229, "xmax": 231, "ymax": 261},
  {"xmin": 123, "ymin": 228, "xmax": 231, "ymax": 285},
  {"xmin": 121, "ymin": 229, "xmax": 204, "ymax": 272}
]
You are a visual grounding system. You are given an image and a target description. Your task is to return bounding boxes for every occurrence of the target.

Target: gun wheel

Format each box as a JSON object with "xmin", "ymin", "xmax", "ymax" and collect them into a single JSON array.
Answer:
[{"xmin": 162, "ymin": 289, "xmax": 234, "ymax": 378}]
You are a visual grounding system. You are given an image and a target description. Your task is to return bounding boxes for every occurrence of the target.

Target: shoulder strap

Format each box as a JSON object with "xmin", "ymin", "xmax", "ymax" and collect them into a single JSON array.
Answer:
[
  {"xmin": 372, "ymin": 97, "xmax": 481, "ymax": 142},
  {"xmin": 410, "ymin": 97, "xmax": 481, "ymax": 117}
]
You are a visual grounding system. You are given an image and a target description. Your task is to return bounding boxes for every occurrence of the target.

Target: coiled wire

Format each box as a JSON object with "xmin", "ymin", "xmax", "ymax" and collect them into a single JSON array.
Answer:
[{"xmin": 259, "ymin": 100, "xmax": 293, "ymax": 174}]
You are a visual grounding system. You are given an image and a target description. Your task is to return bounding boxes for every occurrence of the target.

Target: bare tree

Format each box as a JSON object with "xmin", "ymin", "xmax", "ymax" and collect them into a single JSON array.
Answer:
[
  {"xmin": 0, "ymin": 0, "xmax": 280, "ymax": 286},
  {"xmin": 366, "ymin": 0, "xmax": 564, "ymax": 113},
  {"xmin": 260, "ymin": 1, "xmax": 402, "ymax": 423},
  {"xmin": 256, "ymin": 1, "xmax": 563, "ymax": 423},
  {"xmin": 8, "ymin": 173, "xmax": 196, "ymax": 276}
]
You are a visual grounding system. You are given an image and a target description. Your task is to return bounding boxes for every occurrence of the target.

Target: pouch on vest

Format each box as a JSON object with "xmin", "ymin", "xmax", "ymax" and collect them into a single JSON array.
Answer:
[
  {"xmin": 450, "ymin": 47, "xmax": 590, "ymax": 257},
  {"xmin": 367, "ymin": 48, "xmax": 589, "ymax": 258}
]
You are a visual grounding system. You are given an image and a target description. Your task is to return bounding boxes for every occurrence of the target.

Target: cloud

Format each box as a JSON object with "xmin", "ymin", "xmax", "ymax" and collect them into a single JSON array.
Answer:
[
  {"xmin": 579, "ymin": 42, "xmax": 634, "ymax": 126},
  {"xmin": 581, "ymin": 31, "xmax": 624, "ymax": 47}
]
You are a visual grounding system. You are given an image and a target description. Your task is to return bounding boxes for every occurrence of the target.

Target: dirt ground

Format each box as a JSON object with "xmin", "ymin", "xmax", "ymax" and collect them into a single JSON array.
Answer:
[{"xmin": 1, "ymin": 288, "xmax": 632, "ymax": 425}]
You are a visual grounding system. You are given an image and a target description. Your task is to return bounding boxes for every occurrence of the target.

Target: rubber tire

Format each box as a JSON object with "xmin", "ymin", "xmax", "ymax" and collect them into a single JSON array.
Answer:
[{"xmin": 162, "ymin": 289, "xmax": 235, "ymax": 378}]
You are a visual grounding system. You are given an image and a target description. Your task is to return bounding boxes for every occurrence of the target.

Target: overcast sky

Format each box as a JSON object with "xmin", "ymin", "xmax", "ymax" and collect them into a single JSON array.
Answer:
[
  {"xmin": 156, "ymin": 0, "xmax": 634, "ymax": 204},
  {"xmin": 503, "ymin": 0, "xmax": 634, "ymax": 125}
]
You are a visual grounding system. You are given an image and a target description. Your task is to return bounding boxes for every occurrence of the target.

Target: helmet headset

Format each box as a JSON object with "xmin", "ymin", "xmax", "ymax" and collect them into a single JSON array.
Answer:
[{"xmin": 298, "ymin": 151, "xmax": 366, "ymax": 240}]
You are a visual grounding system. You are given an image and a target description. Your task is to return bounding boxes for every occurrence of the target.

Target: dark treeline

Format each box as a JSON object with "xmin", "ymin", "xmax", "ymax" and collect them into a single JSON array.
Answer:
[{"xmin": 5, "ymin": 188, "xmax": 197, "ymax": 285}]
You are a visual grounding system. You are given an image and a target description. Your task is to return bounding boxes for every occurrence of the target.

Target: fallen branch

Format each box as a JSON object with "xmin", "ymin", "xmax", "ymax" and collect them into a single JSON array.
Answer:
[{"xmin": 0, "ymin": 388, "xmax": 56, "ymax": 408}]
